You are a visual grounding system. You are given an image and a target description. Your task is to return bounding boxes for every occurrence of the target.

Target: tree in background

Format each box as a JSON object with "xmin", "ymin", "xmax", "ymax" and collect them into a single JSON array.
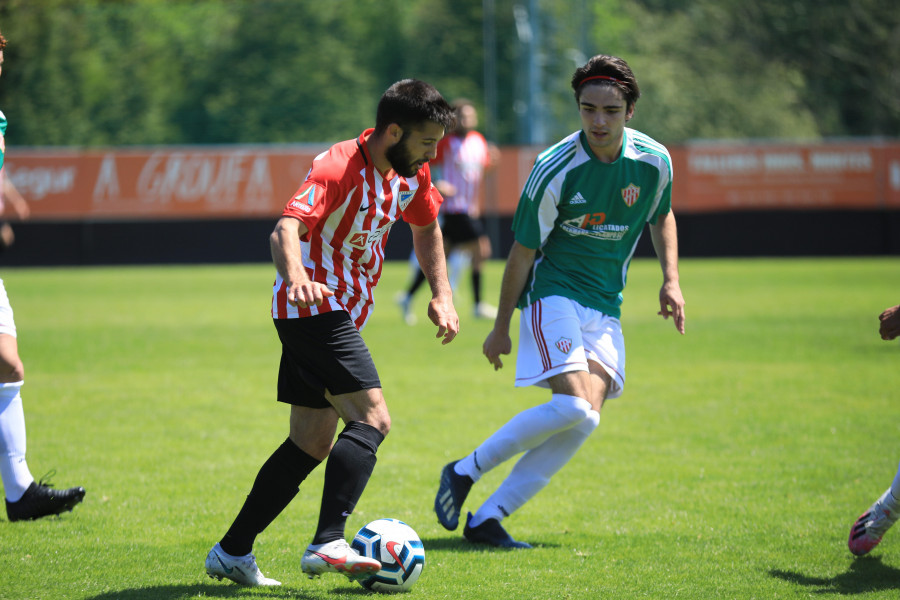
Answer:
[{"xmin": 0, "ymin": 0, "xmax": 896, "ymax": 147}]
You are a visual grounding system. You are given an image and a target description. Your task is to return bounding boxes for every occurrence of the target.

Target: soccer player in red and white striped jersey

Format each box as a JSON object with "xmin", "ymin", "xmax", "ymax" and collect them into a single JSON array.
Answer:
[
  {"xmin": 207, "ymin": 80, "xmax": 458, "ymax": 587},
  {"xmin": 271, "ymin": 120, "xmax": 449, "ymax": 330}
]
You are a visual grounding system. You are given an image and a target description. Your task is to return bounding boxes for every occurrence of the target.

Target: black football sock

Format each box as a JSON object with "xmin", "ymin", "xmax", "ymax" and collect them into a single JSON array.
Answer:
[
  {"xmin": 312, "ymin": 421, "xmax": 385, "ymax": 545},
  {"xmin": 220, "ymin": 438, "xmax": 321, "ymax": 556},
  {"xmin": 472, "ymin": 270, "xmax": 482, "ymax": 305}
]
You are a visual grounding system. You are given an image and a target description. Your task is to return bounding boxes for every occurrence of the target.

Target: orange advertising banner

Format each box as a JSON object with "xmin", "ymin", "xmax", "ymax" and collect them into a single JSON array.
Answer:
[
  {"xmin": 489, "ymin": 145, "xmax": 542, "ymax": 215},
  {"xmin": 5, "ymin": 145, "xmax": 327, "ymax": 220},
  {"xmin": 676, "ymin": 142, "xmax": 897, "ymax": 212},
  {"xmin": 5, "ymin": 140, "xmax": 899, "ymax": 220},
  {"xmin": 885, "ymin": 145, "xmax": 900, "ymax": 208},
  {"xmin": 490, "ymin": 141, "xmax": 900, "ymax": 215}
]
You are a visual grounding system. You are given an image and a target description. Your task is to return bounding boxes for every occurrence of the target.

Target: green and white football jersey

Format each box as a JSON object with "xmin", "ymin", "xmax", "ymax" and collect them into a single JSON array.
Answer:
[{"xmin": 513, "ymin": 127, "xmax": 673, "ymax": 317}]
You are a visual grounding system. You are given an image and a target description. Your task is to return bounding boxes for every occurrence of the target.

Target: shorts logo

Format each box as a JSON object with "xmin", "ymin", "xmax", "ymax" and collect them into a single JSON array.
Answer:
[
  {"xmin": 555, "ymin": 337, "xmax": 572, "ymax": 354},
  {"xmin": 621, "ymin": 183, "xmax": 640, "ymax": 207}
]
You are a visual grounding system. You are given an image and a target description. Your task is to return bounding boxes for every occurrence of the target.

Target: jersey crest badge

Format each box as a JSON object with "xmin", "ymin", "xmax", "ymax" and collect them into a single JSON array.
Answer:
[
  {"xmin": 621, "ymin": 183, "xmax": 640, "ymax": 207},
  {"xmin": 555, "ymin": 337, "xmax": 573, "ymax": 354},
  {"xmin": 398, "ymin": 190, "xmax": 415, "ymax": 211}
]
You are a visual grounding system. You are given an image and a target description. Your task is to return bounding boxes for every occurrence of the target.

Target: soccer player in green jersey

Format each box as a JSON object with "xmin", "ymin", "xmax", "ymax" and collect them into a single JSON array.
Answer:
[
  {"xmin": 0, "ymin": 30, "xmax": 86, "ymax": 523},
  {"xmin": 434, "ymin": 54, "xmax": 685, "ymax": 547}
]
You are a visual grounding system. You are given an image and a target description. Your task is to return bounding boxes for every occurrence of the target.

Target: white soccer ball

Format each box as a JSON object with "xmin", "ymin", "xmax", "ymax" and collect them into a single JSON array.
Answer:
[{"xmin": 351, "ymin": 518, "xmax": 425, "ymax": 593}]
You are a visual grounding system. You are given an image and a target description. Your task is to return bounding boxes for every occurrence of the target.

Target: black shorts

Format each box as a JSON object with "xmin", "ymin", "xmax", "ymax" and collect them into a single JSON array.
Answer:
[
  {"xmin": 441, "ymin": 213, "xmax": 483, "ymax": 245},
  {"xmin": 273, "ymin": 311, "xmax": 381, "ymax": 409}
]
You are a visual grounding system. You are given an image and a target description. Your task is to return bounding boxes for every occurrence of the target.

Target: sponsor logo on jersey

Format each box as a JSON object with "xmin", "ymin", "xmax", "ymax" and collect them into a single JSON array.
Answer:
[
  {"xmin": 290, "ymin": 186, "xmax": 316, "ymax": 213},
  {"xmin": 348, "ymin": 223, "xmax": 391, "ymax": 250},
  {"xmin": 398, "ymin": 190, "xmax": 415, "ymax": 211},
  {"xmin": 560, "ymin": 214, "xmax": 630, "ymax": 241},
  {"xmin": 569, "ymin": 192, "xmax": 587, "ymax": 205},
  {"xmin": 289, "ymin": 200, "xmax": 312, "ymax": 213},
  {"xmin": 555, "ymin": 337, "xmax": 572, "ymax": 354},
  {"xmin": 621, "ymin": 183, "xmax": 640, "ymax": 207}
]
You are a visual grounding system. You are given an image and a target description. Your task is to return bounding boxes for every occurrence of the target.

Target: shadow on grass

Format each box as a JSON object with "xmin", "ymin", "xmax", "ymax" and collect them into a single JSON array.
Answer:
[
  {"xmin": 422, "ymin": 536, "xmax": 558, "ymax": 552},
  {"xmin": 770, "ymin": 556, "xmax": 900, "ymax": 595},
  {"xmin": 82, "ymin": 582, "xmax": 353, "ymax": 599}
]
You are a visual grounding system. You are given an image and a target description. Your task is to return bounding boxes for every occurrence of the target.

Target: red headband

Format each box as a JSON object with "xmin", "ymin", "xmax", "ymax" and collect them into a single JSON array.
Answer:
[{"xmin": 579, "ymin": 75, "xmax": 623, "ymax": 87}]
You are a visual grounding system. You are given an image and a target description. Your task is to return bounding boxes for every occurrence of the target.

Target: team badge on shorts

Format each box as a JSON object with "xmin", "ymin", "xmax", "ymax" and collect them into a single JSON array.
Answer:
[
  {"xmin": 555, "ymin": 337, "xmax": 573, "ymax": 354},
  {"xmin": 621, "ymin": 183, "xmax": 640, "ymax": 207}
]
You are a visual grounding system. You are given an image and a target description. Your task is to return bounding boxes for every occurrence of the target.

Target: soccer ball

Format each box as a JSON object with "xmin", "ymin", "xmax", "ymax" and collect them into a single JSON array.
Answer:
[{"xmin": 351, "ymin": 518, "xmax": 425, "ymax": 593}]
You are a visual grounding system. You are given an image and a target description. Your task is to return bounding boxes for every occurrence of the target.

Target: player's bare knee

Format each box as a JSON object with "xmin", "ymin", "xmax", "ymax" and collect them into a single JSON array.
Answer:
[
  {"xmin": 358, "ymin": 389, "xmax": 390, "ymax": 436},
  {"xmin": 364, "ymin": 410, "xmax": 391, "ymax": 438},
  {"xmin": 0, "ymin": 358, "xmax": 24, "ymax": 383},
  {"xmin": 289, "ymin": 429, "xmax": 334, "ymax": 461},
  {"xmin": 0, "ymin": 336, "xmax": 24, "ymax": 383},
  {"xmin": 377, "ymin": 414, "xmax": 391, "ymax": 437}
]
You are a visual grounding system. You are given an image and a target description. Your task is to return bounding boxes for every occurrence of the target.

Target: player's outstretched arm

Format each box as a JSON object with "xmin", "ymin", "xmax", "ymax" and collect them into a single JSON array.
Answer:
[
  {"xmin": 649, "ymin": 211, "xmax": 685, "ymax": 334},
  {"xmin": 410, "ymin": 220, "xmax": 459, "ymax": 344},
  {"xmin": 1, "ymin": 173, "xmax": 29, "ymax": 220},
  {"xmin": 483, "ymin": 241, "xmax": 536, "ymax": 370}
]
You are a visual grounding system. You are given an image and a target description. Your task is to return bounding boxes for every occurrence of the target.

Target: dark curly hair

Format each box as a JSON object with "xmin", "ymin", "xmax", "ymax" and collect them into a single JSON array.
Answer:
[
  {"xmin": 374, "ymin": 79, "xmax": 455, "ymax": 136},
  {"xmin": 571, "ymin": 54, "xmax": 640, "ymax": 112}
]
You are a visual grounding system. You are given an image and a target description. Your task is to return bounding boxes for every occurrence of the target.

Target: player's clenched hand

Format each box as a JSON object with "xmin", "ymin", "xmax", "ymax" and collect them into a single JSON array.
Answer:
[
  {"xmin": 428, "ymin": 297, "xmax": 459, "ymax": 345},
  {"xmin": 658, "ymin": 280, "xmax": 686, "ymax": 335},
  {"xmin": 483, "ymin": 329, "xmax": 512, "ymax": 371},
  {"xmin": 879, "ymin": 304, "xmax": 900, "ymax": 340},
  {"xmin": 287, "ymin": 281, "xmax": 334, "ymax": 308}
]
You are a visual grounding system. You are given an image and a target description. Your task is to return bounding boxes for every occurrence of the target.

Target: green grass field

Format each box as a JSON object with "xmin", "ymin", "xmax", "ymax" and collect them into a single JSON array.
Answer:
[{"xmin": 0, "ymin": 257, "xmax": 898, "ymax": 599}]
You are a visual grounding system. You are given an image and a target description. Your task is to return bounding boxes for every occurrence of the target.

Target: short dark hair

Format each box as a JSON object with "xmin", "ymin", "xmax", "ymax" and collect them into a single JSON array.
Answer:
[
  {"xmin": 374, "ymin": 79, "xmax": 455, "ymax": 136},
  {"xmin": 571, "ymin": 55, "xmax": 640, "ymax": 111}
]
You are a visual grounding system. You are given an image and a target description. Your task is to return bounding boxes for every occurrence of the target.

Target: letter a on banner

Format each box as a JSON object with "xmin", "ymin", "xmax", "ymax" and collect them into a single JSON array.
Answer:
[{"xmin": 93, "ymin": 155, "xmax": 121, "ymax": 203}]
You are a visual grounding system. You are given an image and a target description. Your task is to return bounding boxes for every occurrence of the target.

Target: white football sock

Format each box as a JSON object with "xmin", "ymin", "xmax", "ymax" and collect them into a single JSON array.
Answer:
[
  {"xmin": 447, "ymin": 250, "xmax": 469, "ymax": 293},
  {"xmin": 455, "ymin": 394, "xmax": 593, "ymax": 482},
  {"xmin": 0, "ymin": 381, "xmax": 34, "ymax": 502},
  {"xmin": 889, "ymin": 461, "xmax": 900, "ymax": 505},
  {"xmin": 469, "ymin": 410, "xmax": 600, "ymax": 527}
]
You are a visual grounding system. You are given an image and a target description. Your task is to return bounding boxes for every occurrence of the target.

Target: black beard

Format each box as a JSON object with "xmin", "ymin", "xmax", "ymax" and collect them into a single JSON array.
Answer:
[{"xmin": 385, "ymin": 134, "xmax": 419, "ymax": 177}]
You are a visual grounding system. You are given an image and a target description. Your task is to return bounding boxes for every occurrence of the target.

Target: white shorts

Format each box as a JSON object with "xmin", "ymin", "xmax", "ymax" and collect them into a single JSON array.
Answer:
[
  {"xmin": 515, "ymin": 295, "xmax": 625, "ymax": 398},
  {"xmin": 0, "ymin": 279, "xmax": 17, "ymax": 337}
]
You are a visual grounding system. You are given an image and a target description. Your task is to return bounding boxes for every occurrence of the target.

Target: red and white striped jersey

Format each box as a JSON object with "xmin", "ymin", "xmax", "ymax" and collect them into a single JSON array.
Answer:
[
  {"xmin": 432, "ymin": 130, "xmax": 490, "ymax": 216},
  {"xmin": 272, "ymin": 129, "xmax": 443, "ymax": 330}
]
